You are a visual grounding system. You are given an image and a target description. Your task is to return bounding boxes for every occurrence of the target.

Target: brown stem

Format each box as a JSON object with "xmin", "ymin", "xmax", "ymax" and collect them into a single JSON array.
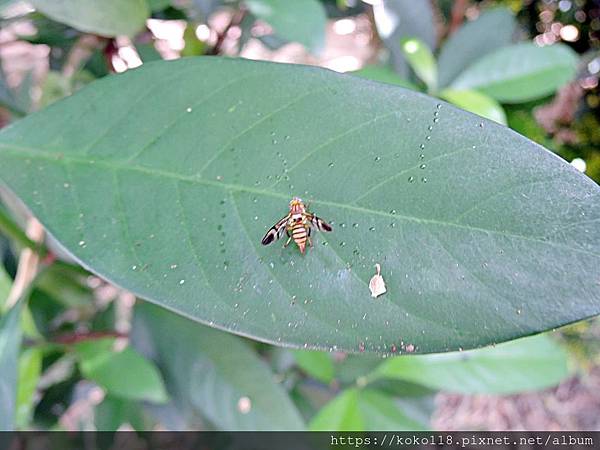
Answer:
[
  {"xmin": 448, "ymin": 0, "xmax": 469, "ymax": 35},
  {"xmin": 52, "ymin": 331, "xmax": 128, "ymax": 345},
  {"xmin": 62, "ymin": 35, "xmax": 104, "ymax": 78},
  {"xmin": 102, "ymin": 38, "xmax": 118, "ymax": 73},
  {"xmin": 6, "ymin": 219, "xmax": 44, "ymax": 309}
]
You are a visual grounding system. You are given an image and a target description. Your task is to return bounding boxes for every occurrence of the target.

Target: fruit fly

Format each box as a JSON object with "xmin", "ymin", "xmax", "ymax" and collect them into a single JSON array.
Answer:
[{"xmin": 261, "ymin": 197, "xmax": 333, "ymax": 254}]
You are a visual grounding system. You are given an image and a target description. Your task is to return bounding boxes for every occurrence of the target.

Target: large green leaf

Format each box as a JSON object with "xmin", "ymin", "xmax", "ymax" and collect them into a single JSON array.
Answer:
[
  {"xmin": 450, "ymin": 43, "xmax": 579, "ymax": 103},
  {"xmin": 0, "ymin": 302, "xmax": 21, "ymax": 431},
  {"xmin": 133, "ymin": 302, "xmax": 305, "ymax": 430},
  {"xmin": 438, "ymin": 8, "xmax": 516, "ymax": 88},
  {"xmin": 246, "ymin": 0, "xmax": 326, "ymax": 52},
  {"xmin": 0, "ymin": 57, "xmax": 599, "ymax": 355},
  {"xmin": 372, "ymin": 335, "xmax": 570, "ymax": 394},
  {"xmin": 29, "ymin": 0, "xmax": 150, "ymax": 37}
]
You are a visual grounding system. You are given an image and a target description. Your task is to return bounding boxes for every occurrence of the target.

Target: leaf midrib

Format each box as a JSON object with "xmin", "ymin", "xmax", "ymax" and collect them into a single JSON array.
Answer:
[{"xmin": 1, "ymin": 142, "xmax": 598, "ymax": 260}]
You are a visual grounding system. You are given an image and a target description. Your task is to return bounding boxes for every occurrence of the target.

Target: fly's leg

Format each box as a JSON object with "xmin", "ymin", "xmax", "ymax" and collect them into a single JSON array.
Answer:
[
  {"xmin": 284, "ymin": 229, "xmax": 292, "ymax": 247},
  {"xmin": 307, "ymin": 225, "xmax": 313, "ymax": 247}
]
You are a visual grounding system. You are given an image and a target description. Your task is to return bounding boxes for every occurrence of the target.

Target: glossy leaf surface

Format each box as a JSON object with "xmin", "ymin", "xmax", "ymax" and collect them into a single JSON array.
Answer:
[{"xmin": 0, "ymin": 57, "xmax": 599, "ymax": 354}]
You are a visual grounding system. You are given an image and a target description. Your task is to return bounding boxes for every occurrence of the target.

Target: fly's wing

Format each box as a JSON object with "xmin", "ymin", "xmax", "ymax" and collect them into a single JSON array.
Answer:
[
  {"xmin": 310, "ymin": 214, "xmax": 333, "ymax": 232},
  {"xmin": 261, "ymin": 215, "xmax": 289, "ymax": 245}
]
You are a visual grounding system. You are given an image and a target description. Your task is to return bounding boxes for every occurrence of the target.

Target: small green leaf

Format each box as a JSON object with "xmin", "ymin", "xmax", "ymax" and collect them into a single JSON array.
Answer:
[
  {"xmin": 373, "ymin": 334, "xmax": 570, "ymax": 394},
  {"xmin": 438, "ymin": 8, "xmax": 516, "ymax": 87},
  {"xmin": 358, "ymin": 390, "xmax": 427, "ymax": 431},
  {"xmin": 181, "ymin": 24, "xmax": 206, "ymax": 57},
  {"xmin": 451, "ymin": 43, "xmax": 578, "ymax": 103},
  {"xmin": 352, "ymin": 66, "xmax": 419, "ymax": 91},
  {"xmin": 309, "ymin": 388, "xmax": 361, "ymax": 431},
  {"xmin": 0, "ymin": 265, "xmax": 11, "ymax": 309},
  {"xmin": 373, "ymin": 0, "xmax": 435, "ymax": 78},
  {"xmin": 293, "ymin": 350, "xmax": 335, "ymax": 383},
  {"xmin": 309, "ymin": 388, "xmax": 426, "ymax": 431},
  {"xmin": 29, "ymin": 0, "xmax": 150, "ymax": 37},
  {"xmin": 0, "ymin": 302, "xmax": 22, "ymax": 431},
  {"xmin": 95, "ymin": 395, "xmax": 145, "ymax": 430},
  {"xmin": 440, "ymin": 89, "xmax": 507, "ymax": 125},
  {"xmin": 246, "ymin": 0, "xmax": 326, "ymax": 52},
  {"xmin": 15, "ymin": 348, "xmax": 42, "ymax": 428},
  {"xmin": 75, "ymin": 339, "xmax": 168, "ymax": 403},
  {"xmin": 400, "ymin": 37, "xmax": 438, "ymax": 93},
  {"xmin": 35, "ymin": 264, "xmax": 93, "ymax": 308},
  {"xmin": 133, "ymin": 302, "xmax": 305, "ymax": 431}
]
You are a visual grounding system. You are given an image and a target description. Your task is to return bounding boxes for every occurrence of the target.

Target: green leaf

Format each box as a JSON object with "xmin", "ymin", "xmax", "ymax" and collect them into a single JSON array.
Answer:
[
  {"xmin": 29, "ymin": 0, "xmax": 150, "ymax": 37},
  {"xmin": 336, "ymin": 354, "xmax": 383, "ymax": 385},
  {"xmin": 0, "ymin": 57, "xmax": 599, "ymax": 355},
  {"xmin": 373, "ymin": 335, "xmax": 570, "ymax": 394},
  {"xmin": 309, "ymin": 388, "xmax": 361, "ymax": 431},
  {"xmin": 147, "ymin": 0, "xmax": 171, "ymax": 11},
  {"xmin": 400, "ymin": 37, "xmax": 437, "ymax": 93},
  {"xmin": 358, "ymin": 390, "xmax": 427, "ymax": 430},
  {"xmin": 35, "ymin": 264, "xmax": 94, "ymax": 308},
  {"xmin": 133, "ymin": 302, "xmax": 305, "ymax": 430},
  {"xmin": 0, "ymin": 265, "xmax": 11, "ymax": 309},
  {"xmin": 438, "ymin": 8, "xmax": 516, "ymax": 87},
  {"xmin": 0, "ymin": 302, "xmax": 22, "ymax": 431},
  {"xmin": 181, "ymin": 24, "xmax": 206, "ymax": 57},
  {"xmin": 439, "ymin": 89, "xmax": 507, "ymax": 125},
  {"xmin": 293, "ymin": 350, "xmax": 334, "ymax": 383},
  {"xmin": 451, "ymin": 43, "xmax": 579, "ymax": 103},
  {"xmin": 309, "ymin": 388, "xmax": 426, "ymax": 431},
  {"xmin": 373, "ymin": 0, "xmax": 435, "ymax": 78},
  {"xmin": 95, "ymin": 395, "xmax": 145, "ymax": 430},
  {"xmin": 40, "ymin": 71, "xmax": 72, "ymax": 109},
  {"xmin": 352, "ymin": 66, "xmax": 419, "ymax": 91},
  {"xmin": 15, "ymin": 348, "xmax": 42, "ymax": 428},
  {"xmin": 246, "ymin": 0, "xmax": 326, "ymax": 52},
  {"xmin": 75, "ymin": 338, "xmax": 168, "ymax": 403}
]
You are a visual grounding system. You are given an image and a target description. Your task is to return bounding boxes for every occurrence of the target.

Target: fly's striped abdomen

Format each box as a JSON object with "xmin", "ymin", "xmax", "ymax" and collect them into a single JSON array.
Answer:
[
  {"xmin": 291, "ymin": 222, "xmax": 308, "ymax": 253},
  {"xmin": 261, "ymin": 197, "xmax": 332, "ymax": 254}
]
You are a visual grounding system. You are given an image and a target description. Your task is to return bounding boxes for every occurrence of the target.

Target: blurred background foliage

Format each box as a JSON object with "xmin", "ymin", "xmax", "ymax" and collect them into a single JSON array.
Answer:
[{"xmin": 1, "ymin": 0, "xmax": 600, "ymax": 432}]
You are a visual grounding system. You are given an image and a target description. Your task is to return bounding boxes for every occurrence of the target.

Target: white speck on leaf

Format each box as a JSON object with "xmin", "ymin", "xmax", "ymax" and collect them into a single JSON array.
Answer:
[
  {"xmin": 237, "ymin": 396, "xmax": 251, "ymax": 414},
  {"xmin": 369, "ymin": 263, "xmax": 386, "ymax": 298}
]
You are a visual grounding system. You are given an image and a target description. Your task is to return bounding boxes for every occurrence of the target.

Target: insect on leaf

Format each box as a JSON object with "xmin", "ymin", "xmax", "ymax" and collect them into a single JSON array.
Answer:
[{"xmin": 0, "ymin": 57, "xmax": 599, "ymax": 354}]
